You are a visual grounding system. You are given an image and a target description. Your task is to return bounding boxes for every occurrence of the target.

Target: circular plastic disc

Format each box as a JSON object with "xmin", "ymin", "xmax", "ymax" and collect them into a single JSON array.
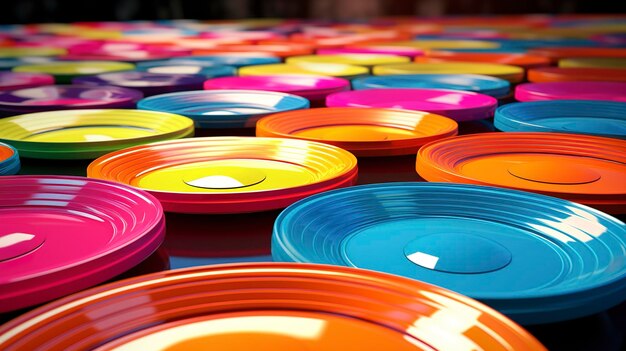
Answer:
[
  {"xmin": 528, "ymin": 47, "xmax": 626, "ymax": 63},
  {"xmin": 352, "ymin": 74, "xmax": 510, "ymax": 98},
  {"xmin": 365, "ymin": 40, "xmax": 501, "ymax": 50},
  {"xmin": 256, "ymin": 107, "xmax": 458, "ymax": 157},
  {"xmin": 527, "ymin": 67, "xmax": 626, "ymax": 83},
  {"xmin": 515, "ymin": 82, "xmax": 626, "ymax": 102},
  {"xmin": 373, "ymin": 62, "xmax": 524, "ymax": 83},
  {"xmin": 0, "ymin": 109, "xmax": 194, "ymax": 159},
  {"xmin": 0, "ymin": 142, "xmax": 20, "ymax": 175},
  {"xmin": 495, "ymin": 100, "xmax": 626, "ymax": 139},
  {"xmin": 137, "ymin": 90, "xmax": 310, "ymax": 129},
  {"xmin": 61, "ymin": 48, "xmax": 192, "ymax": 62},
  {"xmin": 203, "ymin": 75, "xmax": 350, "ymax": 102},
  {"xmin": 0, "ymin": 263, "xmax": 546, "ymax": 351},
  {"xmin": 326, "ymin": 88, "xmax": 497, "ymax": 122},
  {"xmin": 166, "ymin": 55, "xmax": 280, "ymax": 67},
  {"xmin": 238, "ymin": 63, "xmax": 369, "ymax": 79},
  {"xmin": 136, "ymin": 60, "xmax": 236, "ymax": 78},
  {"xmin": 317, "ymin": 46, "xmax": 424, "ymax": 58},
  {"xmin": 421, "ymin": 51, "xmax": 551, "ymax": 69},
  {"xmin": 286, "ymin": 54, "xmax": 410, "ymax": 68},
  {"xmin": 0, "ymin": 57, "xmax": 57, "ymax": 71},
  {"xmin": 272, "ymin": 182, "xmax": 626, "ymax": 324},
  {"xmin": 0, "ymin": 85, "xmax": 143, "ymax": 115},
  {"xmin": 0, "ymin": 175, "xmax": 165, "ymax": 312},
  {"xmin": 0, "ymin": 71, "xmax": 54, "ymax": 91},
  {"xmin": 87, "ymin": 137, "xmax": 358, "ymax": 213},
  {"xmin": 193, "ymin": 44, "xmax": 314, "ymax": 58},
  {"xmin": 72, "ymin": 71, "xmax": 206, "ymax": 96},
  {"xmin": 559, "ymin": 57, "xmax": 626, "ymax": 69},
  {"xmin": 416, "ymin": 132, "xmax": 626, "ymax": 213},
  {"xmin": 0, "ymin": 47, "xmax": 66, "ymax": 58},
  {"xmin": 13, "ymin": 61, "xmax": 135, "ymax": 83}
]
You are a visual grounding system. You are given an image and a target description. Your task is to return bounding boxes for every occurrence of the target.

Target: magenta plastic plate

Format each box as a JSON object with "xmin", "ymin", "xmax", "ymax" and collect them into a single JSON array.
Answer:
[
  {"xmin": 326, "ymin": 88, "xmax": 498, "ymax": 122},
  {"xmin": 515, "ymin": 81, "xmax": 626, "ymax": 102},
  {"xmin": 0, "ymin": 175, "xmax": 165, "ymax": 312}
]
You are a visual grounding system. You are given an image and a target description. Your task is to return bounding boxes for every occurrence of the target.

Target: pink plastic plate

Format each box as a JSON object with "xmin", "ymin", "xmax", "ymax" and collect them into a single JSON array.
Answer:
[
  {"xmin": 326, "ymin": 88, "xmax": 498, "ymax": 122},
  {"xmin": 0, "ymin": 175, "xmax": 165, "ymax": 312},
  {"xmin": 515, "ymin": 81, "xmax": 626, "ymax": 102}
]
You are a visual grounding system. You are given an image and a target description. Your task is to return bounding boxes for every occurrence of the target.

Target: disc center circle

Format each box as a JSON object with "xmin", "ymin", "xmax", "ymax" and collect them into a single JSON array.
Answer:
[
  {"xmin": 508, "ymin": 161, "xmax": 600, "ymax": 185},
  {"xmin": 0, "ymin": 232, "xmax": 45, "ymax": 261},
  {"xmin": 183, "ymin": 167, "xmax": 267, "ymax": 189}
]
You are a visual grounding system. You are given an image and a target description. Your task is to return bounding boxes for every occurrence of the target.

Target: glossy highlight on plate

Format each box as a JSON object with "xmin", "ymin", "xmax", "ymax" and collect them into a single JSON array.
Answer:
[
  {"xmin": 138, "ymin": 90, "xmax": 310, "ymax": 129},
  {"xmin": 286, "ymin": 53, "xmax": 410, "ymax": 68},
  {"xmin": 416, "ymin": 132, "xmax": 626, "ymax": 213},
  {"xmin": 0, "ymin": 263, "xmax": 547, "ymax": 351},
  {"xmin": 73, "ymin": 71, "xmax": 206, "ymax": 96},
  {"xmin": 136, "ymin": 60, "xmax": 236, "ymax": 78},
  {"xmin": 87, "ymin": 137, "xmax": 358, "ymax": 213},
  {"xmin": 0, "ymin": 175, "xmax": 165, "ymax": 312},
  {"xmin": 256, "ymin": 107, "xmax": 458, "ymax": 157},
  {"xmin": 0, "ymin": 109, "xmax": 194, "ymax": 159},
  {"xmin": 515, "ymin": 82, "xmax": 626, "ymax": 102},
  {"xmin": 326, "ymin": 88, "xmax": 497, "ymax": 122},
  {"xmin": 272, "ymin": 182, "xmax": 626, "ymax": 324},
  {"xmin": 239, "ymin": 62, "xmax": 369, "ymax": 79}
]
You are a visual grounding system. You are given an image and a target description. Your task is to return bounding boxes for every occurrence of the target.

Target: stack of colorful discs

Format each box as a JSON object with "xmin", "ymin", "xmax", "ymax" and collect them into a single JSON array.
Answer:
[
  {"xmin": 164, "ymin": 55, "xmax": 281, "ymax": 67},
  {"xmin": 0, "ymin": 71, "xmax": 54, "ymax": 91},
  {"xmin": 527, "ymin": 67, "xmax": 626, "ymax": 83},
  {"xmin": 317, "ymin": 46, "xmax": 424, "ymax": 58},
  {"xmin": 87, "ymin": 137, "xmax": 358, "ymax": 213},
  {"xmin": 373, "ymin": 62, "xmax": 525, "ymax": 83},
  {"xmin": 239, "ymin": 62, "xmax": 369, "ymax": 79},
  {"xmin": 272, "ymin": 182, "xmax": 626, "ymax": 324},
  {"xmin": 559, "ymin": 57, "xmax": 626, "ymax": 69},
  {"xmin": 0, "ymin": 263, "xmax": 546, "ymax": 351},
  {"xmin": 0, "ymin": 175, "xmax": 165, "ymax": 312},
  {"xmin": 326, "ymin": 88, "xmax": 497, "ymax": 122},
  {"xmin": 495, "ymin": 100, "xmax": 626, "ymax": 139},
  {"xmin": 203, "ymin": 75, "xmax": 349, "ymax": 107},
  {"xmin": 416, "ymin": 133, "xmax": 626, "ymax": 214},
  {"xmin": 352, "ymin": 74, "xmax": 511, "ymax": 99},
  {"xmin": 286, "ymin": 54, "xmax": 410, "ymax": 69},
  {"xmin": 12, "ymin": 61, "xmax": 135, "ymax": 83},
  {"xmin": 136, "ymin": 60, "xmax": 236, "ymax": 78},
  {"xmin": 0, "ymin": 142, "xmax": 20, "ymax": 175},
  {"xmin": 0, "ymin": 109, "xmax": 194, "ymax": 159},
  {"xmin": 256, "ymin": 107, "xmax": 458, "ymax": 156},
  {"xmin": 515, "ymin": 82, "xmax": 626, "ymax": 102},
  {"xmin": 0, "ymin": 85, "xmax": 143, "ymax": 116},
  {"xmin": 138, "ymin": 90, "xmax": 309, "ymax": 129},
  {"xmin": 73, "ymin": 72, "xmax": 206, "ymax": 96},
  {"xmin": 420, "ymin": 52, "xmax": 551, "ymax": 69}
]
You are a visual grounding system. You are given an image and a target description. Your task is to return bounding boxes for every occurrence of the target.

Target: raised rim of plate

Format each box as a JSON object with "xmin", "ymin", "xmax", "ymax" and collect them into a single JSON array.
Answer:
[
  {"xmin": 527, "ymin": 67, "xmax": 626, "ymax": 83},
  {"xmin": 0, "ymin": 142, "xmax": 20, "ymax": 175},
  {"xmin": 372, "ymin": 62, "xmax": 524, "ymax": 83},
  {"xmin": 238, "ymin": 62, "xmax": 370, "ymax": 78},
  {"xmin": 0, "ymin": 262, "xmax": 546, "ymax": 351},
  {"xmin": 256, "ymin": 107, "xmax": 458, "ymax": 157},
  {"xmin": 514, "ymin": 81, "xmax": 626, "ymax": 102}
]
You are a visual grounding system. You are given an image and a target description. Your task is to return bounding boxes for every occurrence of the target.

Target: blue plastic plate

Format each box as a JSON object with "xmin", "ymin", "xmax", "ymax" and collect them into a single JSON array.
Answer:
[
  {"xmin": 0, "ymin": 141, "xmax": 20, "ymax": 175},
  {"xmin": 138, "ymin": 90, "xmax": 310, "ymax": 128},
  {"xmin": 273, "ymin": 182, "xmax": 626, "ymax": 325},
  {"xmin": 495, "ymin": 100, "xmax": 626, "ymax": 139},
  {"xmin": 136, "ymin": 60, "xmax": 236, "ymax": 78},
  {"xmin": 352, "ymin": 74, "xmax": 510, "ymax": 98},
  {"xmin": 168, "ymin": 55, "xmax": 281, "ymax": 68}
]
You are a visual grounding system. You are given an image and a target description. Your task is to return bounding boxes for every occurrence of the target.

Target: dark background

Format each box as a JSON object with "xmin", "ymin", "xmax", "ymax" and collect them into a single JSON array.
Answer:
[{"xmin": 1, "ymin": 0, "xmax": 625, "ymax": 24}]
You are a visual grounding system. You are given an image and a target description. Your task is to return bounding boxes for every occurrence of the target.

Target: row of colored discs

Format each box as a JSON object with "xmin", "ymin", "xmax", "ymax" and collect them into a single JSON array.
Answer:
[{"xmin": 1, "ymin": 15, "xmax": 626, "ymax": 351}]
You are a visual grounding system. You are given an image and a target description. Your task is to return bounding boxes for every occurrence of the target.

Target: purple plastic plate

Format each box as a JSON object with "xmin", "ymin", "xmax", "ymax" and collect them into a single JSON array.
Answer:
[
  {"xmin": 326, "ymin": 88, "xmax": 498, "ymax": 122},
  {"xmin": 0, "ymin": 84, "xmax": 143, "ymax": 115},
  {"xmin": 73, "ymin": 72, "xmax": 206, "ymax": 96},
  {"xmin": 0, "ymin": 71, "xmax": 54, "ymax": 91},
  {"xmin": 515, "ymin": 81, "xmax": 626, "ymax": 102},
  {"xmin": 0, "ymin": 175, "xmax": 165, "ymax": 312}
]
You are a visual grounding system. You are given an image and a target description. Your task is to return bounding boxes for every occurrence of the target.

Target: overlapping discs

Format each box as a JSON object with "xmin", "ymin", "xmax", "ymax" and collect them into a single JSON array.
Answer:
[
  {"xmin": 136, "ymin": 60, "xmax": 236, "ymax": 77},
  {"xmin": 238, "ymin": 62, "xmax": 369, "ymax": 79},
  {"xmin": 0, "ymin": 109, "xmax": 194, "ymax": 159},
  {"xmin": 527, "ymin": 67, "xmax": 626, "ymax": 83},
  {"xmin": 0, "ymin": 175, "xmax": 165, "ymax": 312},
  {"xmin": 0, "ymin": 142, "xmax": 20, "ymax": 175},
  {"xmin": 286, "ymin": 53, "xmax": 410, "ymax": 68},
  {"xmin": 256, "ymin": 107, "xmax": 458, "ymax": 157},
  {"xmin": 373, "ymin": 62, "xmax": 524, "ymax": 83},
  {"xmin": 73, "ymin": 71, "xmax": 206, "ymax": 96},
  {"xmin": 416, "ymin": 132, "xmax": 626, "ymax": 214},
  {"xmin": 12, "ymin": 61, "xmax": 135, "ymax": 83},
  {"xmin": 515, "ymin": 82, "xmax": 626, "ymax": 102},
  {"xmin": 0, "ymin": 71, "xmax": 54, "ymax": 91},
  {"xmin": 137, "ymin": 90, "xmax": 309, "ymax": 129},
  {"xmin": 0, "ymin": 263, "xmax": 546, "ymax": 351},
  {"xmin": 87, "ymin": 137, "xmax": 358, "ymax": 213},
  {"xmin": 272, "ymin": 182, "xmax": 626, "ymax": 324}
]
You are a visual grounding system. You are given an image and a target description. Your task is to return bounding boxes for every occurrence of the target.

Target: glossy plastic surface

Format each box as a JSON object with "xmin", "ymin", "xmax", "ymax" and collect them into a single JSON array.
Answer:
[
  {"xmin": 559, "ymin": 57, "xmax": 626, "ymax": 69},
  {"xmin": 0, "ymin": 263, "xmax": 546, "ymax": 351},
  {"xmin": 136, "ymin": 60, "xmax": 236, "ymax": 78},
  {"xmin": 0, "ymin": 85, "xmax": 143, "ymax": 115},
  {"xmin": 373, "ymin": 62, "xmax": 524, "ymax": 83},
  {"xmin": 515, "ymin": 82, "xmax": 626, "ymax": 102},
  {"xmin": 352, "ymin": 74, "xmax": 510, "ymax": 98},
  {"xmin": 193, "ymin": 44, "xmax": 314, "ymax": 57},
  {"xmin": 239, "ymin": 62, "xmax": 369, "ymax": 79},
  {"xmin": 138, "ymin": 90, "xmax": 310, "ymax": 129},
  {"xmin": 416, "ymin": 132, "xmax": 626, "ymax": 213},
  {"xmin": 0, "ymin": 175, "xmax": 165, "ymax": 312},
  {"xmin": 495, "ymin": 100, "xmax": 626, "ymax": 139},
  {"xmin": 257, "ymin": 107, "xmax": 458, "ymax": 156},
  {"xmin": 0, "ymin": 71, "xmax": 54, "ymax": 91},
  {"xmin": 286, "ymin": 53, "xmax": 410, "ymax": 68},
  {"xmin": 527, "ymin": 67, "xmax": 626, "ymax": 83},
  {"xmin": 166, "ymin": 55, "xmax": 280, "ymax": 67},
  {"xmin": 87, "ymin": 137, "xmax": 358, "ymax": 213},
  {"xmin": 317, "ymin": 46, "xmax": 424, "ymax": 58},
  {"xmin": 0, "ymin": 47, "xmax": 65, "ymax": 58},
  {"xmin": 421, "ymin": 51, "xmax": 551, "ymax": 69},
  {"xmin": 365, "ymin": 39, "xmax": 501, "ymax": 50},
  {"xmin": 326, "ymin": 88, "xmax": 497, "ymax": 122},
  {"xmin": 0, "ymin": 109, "xmax": 194, "ymax": 159},
  {"xmin": 528, "ymin": 47, "xmax": 626, "ymax": 63},
  {"xmin": 0, "ymin": 142, "xmax": 20, "ymax": 175},
  {"xmin": 273, "ymin": 182, "xmax": 626, "ymax": 324},
  {"xmin": 73, "ymin": 72, "xmax": 206, "ymax": 96},
  {"xmin": 13, "ymin": 61, "xmax": 135, "ymax": 83}
]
